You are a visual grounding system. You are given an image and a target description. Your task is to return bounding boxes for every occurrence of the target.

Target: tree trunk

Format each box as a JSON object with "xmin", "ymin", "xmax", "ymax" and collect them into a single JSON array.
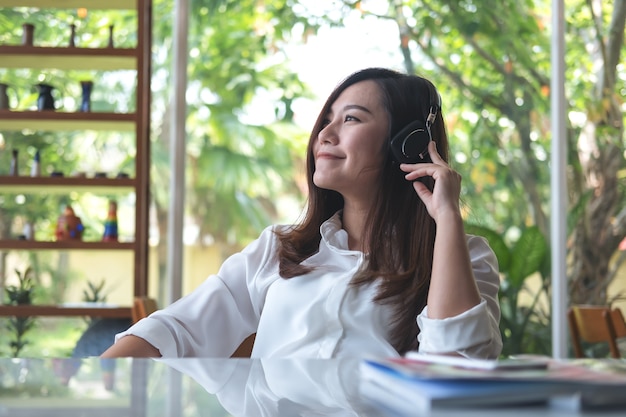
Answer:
[{"xmin": 568, "ymin": 0, "xmax": 626, "ymax": 305}]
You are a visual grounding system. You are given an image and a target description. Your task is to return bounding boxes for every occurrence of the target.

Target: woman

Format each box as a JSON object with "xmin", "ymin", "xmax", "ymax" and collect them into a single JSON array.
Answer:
[{"xmin": 102, "ymin": 67, "xmax": 502, "ymax": 359}]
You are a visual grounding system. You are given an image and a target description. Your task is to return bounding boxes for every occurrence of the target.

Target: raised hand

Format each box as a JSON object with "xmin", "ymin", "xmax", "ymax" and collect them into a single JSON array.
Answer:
[{"xmin": 399, "ymin": 141, "xmax": 462, "ymax": 223}]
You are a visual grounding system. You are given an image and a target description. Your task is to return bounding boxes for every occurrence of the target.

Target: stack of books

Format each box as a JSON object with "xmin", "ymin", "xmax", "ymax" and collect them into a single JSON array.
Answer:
[{"xmin": 360, "ymin": 353, "xmax": 626, "ymax": 414}]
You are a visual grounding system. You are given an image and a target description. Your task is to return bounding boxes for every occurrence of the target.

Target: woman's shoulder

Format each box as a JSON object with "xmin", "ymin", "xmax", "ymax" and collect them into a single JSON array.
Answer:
[
  {"xmin": 240, "ymin": 223, "xmax": 297, "ymax": 255},
  {"xmin": 249, "ymin": 223, "xmax": 293, "ymax": 240},
  {"xmin": 269, "ymin": 223, "xmax": 295, "ymax": 233}
]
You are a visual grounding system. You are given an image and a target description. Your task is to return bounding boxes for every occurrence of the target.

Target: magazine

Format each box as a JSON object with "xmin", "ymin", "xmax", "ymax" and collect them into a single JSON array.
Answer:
[{"xmin": 405, "ymin": 352, "xmax": 550, "ymax": 370}]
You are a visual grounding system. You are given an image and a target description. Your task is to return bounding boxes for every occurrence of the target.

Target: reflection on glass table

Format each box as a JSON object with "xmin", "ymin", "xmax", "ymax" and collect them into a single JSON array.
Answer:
[{"xmin": 2, "ymin": 357, "xmax": 626, "ymax": 417}]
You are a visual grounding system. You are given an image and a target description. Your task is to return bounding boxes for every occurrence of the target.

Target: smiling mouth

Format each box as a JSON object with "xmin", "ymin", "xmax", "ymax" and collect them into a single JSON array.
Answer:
[{"xmin": 316, "ymin": 152, "xmax": 342, "ymax": 160}]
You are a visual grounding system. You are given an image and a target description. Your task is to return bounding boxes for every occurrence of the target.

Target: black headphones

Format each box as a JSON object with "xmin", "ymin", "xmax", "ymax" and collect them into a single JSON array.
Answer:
[{"xmin": 389, "ymin": 81, "xmax": 442, "ymax": 164}]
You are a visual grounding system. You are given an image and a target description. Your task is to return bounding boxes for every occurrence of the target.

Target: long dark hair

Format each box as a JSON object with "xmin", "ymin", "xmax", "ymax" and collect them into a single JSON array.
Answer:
[{"xmin": 275, "ymin": 68, "xmax": 450, "ymax": 354}]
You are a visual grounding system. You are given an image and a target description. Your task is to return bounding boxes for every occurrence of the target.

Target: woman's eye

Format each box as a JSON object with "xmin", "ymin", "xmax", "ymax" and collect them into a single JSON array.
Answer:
[{"xmin": 344, "ymin": 115, "xmax": 359, "ymax": 122}]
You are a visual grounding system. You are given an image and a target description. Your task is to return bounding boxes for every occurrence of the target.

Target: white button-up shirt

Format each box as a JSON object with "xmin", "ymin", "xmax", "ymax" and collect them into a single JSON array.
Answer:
[{"xmin": 118, "ymin": 213, "xmax": 502, "ymax": 358}]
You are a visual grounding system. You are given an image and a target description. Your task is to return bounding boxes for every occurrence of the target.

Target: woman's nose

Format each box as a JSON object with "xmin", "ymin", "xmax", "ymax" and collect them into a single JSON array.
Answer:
[{"xmin": 318, "ymin": 122, "xmax": 337, "ymax": 144}]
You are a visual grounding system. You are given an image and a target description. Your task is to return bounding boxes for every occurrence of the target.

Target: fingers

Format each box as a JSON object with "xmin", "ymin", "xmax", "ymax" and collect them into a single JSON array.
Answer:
[
  {"xmin": 427, "ymin": 140, "xmax": 445, "ymax": 165},
  {"xmin": 396, "ymin": 141, "xmax": 462, "ymax": 220},
  {"xmin": 399, "ymin": 146, "xmax": 437, "ymax": 178},
  {"xmin": 399, "ymin": 141, "xmax": 445, "ymax": 172}
]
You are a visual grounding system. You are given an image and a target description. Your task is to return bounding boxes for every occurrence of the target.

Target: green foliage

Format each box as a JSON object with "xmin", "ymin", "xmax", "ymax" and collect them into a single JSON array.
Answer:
[
  {"xmin": 6, "ymin": 316, "xmax": 37, "ymax": 357},
  {"xmin": 81, "ymin": 278, "xmax": 109, "ymax": 325},
  {"xmin": 4, "ymin": 267, "xmax": 37, "ymax": 357},
  {"xmin": 466, "ymin": 224, "xmax": 551, "ymax": 356},
  {"xmin": 149, "ymin": 0, "xmax": 314, "ymax": 248},
  {"xmin": 5, "ymin": 266, "xmax": 35, "ymax": 305},
  {"xmin": 0, "ymin": 359, "xmax": 71, "ymax": 398},
  {"xmin": 81, "ymin": 278, "xmax": 108, "ymax": 304}
]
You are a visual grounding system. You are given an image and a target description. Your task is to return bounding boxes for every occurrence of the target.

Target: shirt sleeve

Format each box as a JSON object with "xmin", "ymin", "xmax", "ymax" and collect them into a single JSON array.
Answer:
[
  {"xmin": 416, "ymin": 235, "xmax": 503, "ymax": 359},
  {"xmin": 114, "ymin": 226, "xmax": 280, "ymax": 357}
]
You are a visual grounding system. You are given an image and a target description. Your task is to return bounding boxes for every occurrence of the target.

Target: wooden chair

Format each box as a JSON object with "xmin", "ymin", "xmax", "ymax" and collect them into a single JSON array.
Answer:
[
  {"xmin": 567, "ymin": 305, "xmax": 626, "ymax": 358},
  {"xmin": 131, "ymin": 296, "xmax": 158, "ymax": 324}
]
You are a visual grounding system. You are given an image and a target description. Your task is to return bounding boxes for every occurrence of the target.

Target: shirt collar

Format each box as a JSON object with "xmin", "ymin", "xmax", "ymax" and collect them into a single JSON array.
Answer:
[{"xmin": 320, "ymin": 211, "xmax": 362, "ymax": 255}]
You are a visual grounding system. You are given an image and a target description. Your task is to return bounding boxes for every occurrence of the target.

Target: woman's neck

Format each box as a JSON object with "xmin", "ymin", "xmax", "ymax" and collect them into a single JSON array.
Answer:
[{"xmin": 341, "ymin": 203, "xmax": 370, "ymax": 252}]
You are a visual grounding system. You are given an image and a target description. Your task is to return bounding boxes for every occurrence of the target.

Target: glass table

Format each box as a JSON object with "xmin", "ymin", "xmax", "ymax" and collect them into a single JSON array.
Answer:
[{"xmin": 1, "ymin": 357, "xmax": 625, "ymax": 417}]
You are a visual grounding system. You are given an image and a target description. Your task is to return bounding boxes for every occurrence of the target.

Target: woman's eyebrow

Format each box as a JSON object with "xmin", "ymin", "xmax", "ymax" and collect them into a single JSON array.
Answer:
[
  {"xmin": 326, "ymin": 103, "xmax": 372, "ymax": 118},
  {"xmin": 342, "ymin": 104, "xmax": 372, "ymax": 114}
]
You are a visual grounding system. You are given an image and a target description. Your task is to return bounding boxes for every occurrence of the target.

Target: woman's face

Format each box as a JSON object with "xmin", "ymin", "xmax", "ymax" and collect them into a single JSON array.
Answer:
[{"xmin": 312, "ymin": 80, "xmax": 389, "ymax": 202}]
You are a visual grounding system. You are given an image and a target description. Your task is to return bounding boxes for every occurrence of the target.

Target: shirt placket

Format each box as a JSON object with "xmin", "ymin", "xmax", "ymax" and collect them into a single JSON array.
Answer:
[{"xmin": 318, "ymin": 256, "xmax": 362, "ymax": 357}]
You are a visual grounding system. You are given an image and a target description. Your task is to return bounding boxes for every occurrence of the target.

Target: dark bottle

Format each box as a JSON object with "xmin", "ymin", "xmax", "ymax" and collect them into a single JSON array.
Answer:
[
  {"xmin": 10, "ymin": 149, "xmax": 18, "ymax": 176},
  {"xmin": 36, "ymin": 83, "xmax": 56, "ymax": 111},
  {"xmin": 80, "ymin": 80, "xmax": 93, "ymax": 112}
]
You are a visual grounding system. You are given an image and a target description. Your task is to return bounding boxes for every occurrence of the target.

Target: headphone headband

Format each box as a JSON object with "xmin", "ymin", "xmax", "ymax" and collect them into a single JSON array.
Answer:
[{"xmin": 425, "ymin": 80, "xmax": 441, "ymax": 126}]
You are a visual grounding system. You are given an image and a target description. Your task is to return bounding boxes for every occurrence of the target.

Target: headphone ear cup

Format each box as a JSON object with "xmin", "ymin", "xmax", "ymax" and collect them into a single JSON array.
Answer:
[{"xmin": 389, "ymin": 120, "xmax": 432, "ymax": 164}]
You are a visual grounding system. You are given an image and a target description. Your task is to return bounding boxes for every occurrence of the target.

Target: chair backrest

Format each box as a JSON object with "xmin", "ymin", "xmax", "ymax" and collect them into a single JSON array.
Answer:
[
  {"xmin": 132, "ymin": 296, "xmax": 158, "ymax": 324},
  {"xmin": 567, "ymin": 305, "xmax": 624, "ymax": 358}
]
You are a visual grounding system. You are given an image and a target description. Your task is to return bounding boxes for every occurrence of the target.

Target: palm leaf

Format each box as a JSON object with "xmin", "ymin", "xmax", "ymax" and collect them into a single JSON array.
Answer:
[{"xmin": 508, "ymin": 226, "xmax": 548, "ymax": 288}]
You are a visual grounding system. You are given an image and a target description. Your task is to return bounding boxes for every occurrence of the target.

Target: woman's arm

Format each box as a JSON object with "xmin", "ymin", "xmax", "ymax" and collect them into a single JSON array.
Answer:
[
  {"xmin": 402, "ymin": 140, "xmax": 481, "ymax": 318},
  {"xmin": 427, "ymin": 210, "xmax": 481, "ymax": 318},
  {"xmin": 416, "ymin": 235, "xmax": 502, "ymax": 358},
  {"xmin": 402, "ymin": 141, "xmax": 501, "ymax": 358},
  {"xmin": 101, "ymin": 334, "xmax": 161, "ymax": 358}
]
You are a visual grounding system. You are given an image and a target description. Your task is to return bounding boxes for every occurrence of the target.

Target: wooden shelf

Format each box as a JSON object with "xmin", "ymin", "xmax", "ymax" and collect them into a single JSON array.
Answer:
[
  {"xmin": 0, "ymin": 0, "xmax": 137, "ymax": 10},
  {"xmin": 0, "ymin": 46, "xmax": 137, "ymax": 70},
  {"xmin": 0, "ymin": 0, "xmax": 152, "ymax": 321},
  {"xmin": 0, "ymin": 305, "xmax": 132, "ymax": 318},
  {"xmin": 0, "ymin": 240, "xmax": 135, "ymax": 250},
  {"xmin": 0, "ymin": 111, "xmax": 136, "ymax": 131},
  {"xmin": 0, "ymin": 176, "xmax": 136, "ymax": 194}
]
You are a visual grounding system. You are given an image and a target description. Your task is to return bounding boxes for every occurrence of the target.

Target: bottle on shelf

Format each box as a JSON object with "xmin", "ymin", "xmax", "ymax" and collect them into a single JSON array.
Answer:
[
  {"xmin": 79, "ymin": 80, "xmax": 93, "ymax": 112},
  {"xmin": 22, "ymin": 23, "xmax": 34, "ymax": 46},
  {"xmin": 69, "ymin": 23, "xmax": 76, "ymax": 47},
  {"xmin": 107, "ymin": 25, "xmax": 114, "ymax": 48},
  {"xmin": 30, "ymin": 150, "xmax": 41, "ymax": 177},
  {"xmin": 36, "ymin": 83, "xmax": 56, "ymax": 111},
  {"xmin": 10, "ymin": 149, "xmax": 19, "ymax": 175},
  {"xmin": 0, "ymin": 82, "xmax": 10, "ymax": 109},
  {"xmin": 23, "ymin": 222, "xmax": 34, "ymax": 240}
]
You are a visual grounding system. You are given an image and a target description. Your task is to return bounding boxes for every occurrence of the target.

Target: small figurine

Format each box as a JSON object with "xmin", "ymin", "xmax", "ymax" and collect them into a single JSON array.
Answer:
[
  {"xmin": 102, "ymin": 200, "xmax": 118, "ymax": 242},
  {"xmin": 55, "ymin": 205, "xmax": 84, "ymax": 241}
]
